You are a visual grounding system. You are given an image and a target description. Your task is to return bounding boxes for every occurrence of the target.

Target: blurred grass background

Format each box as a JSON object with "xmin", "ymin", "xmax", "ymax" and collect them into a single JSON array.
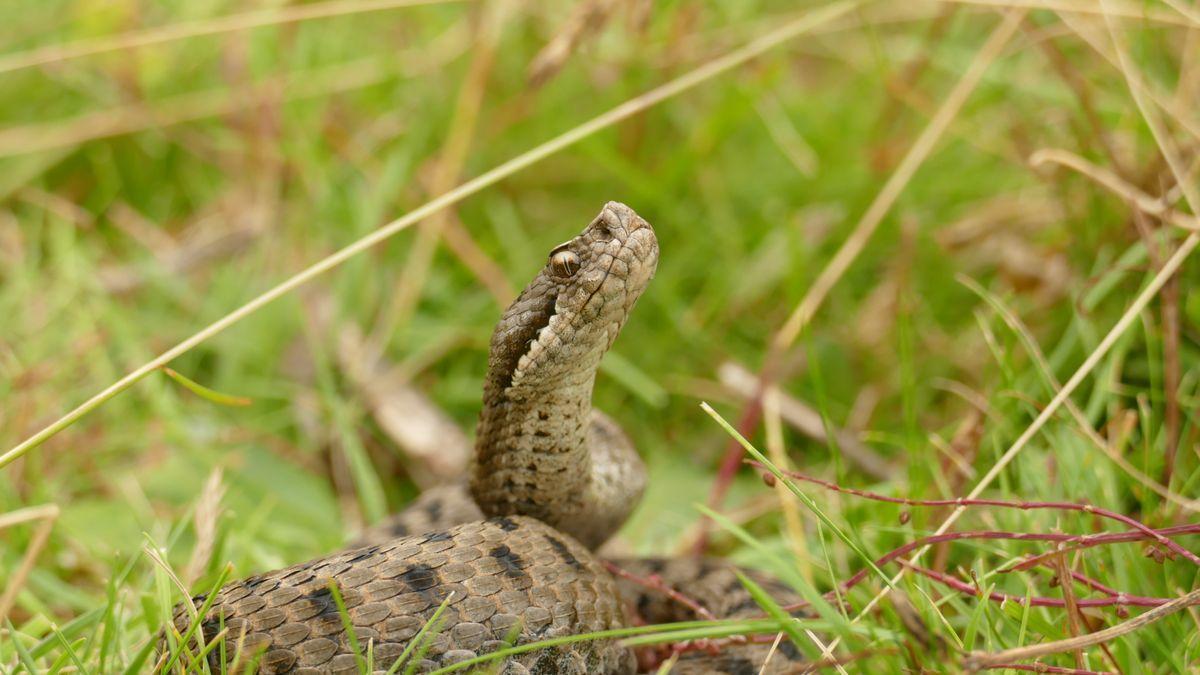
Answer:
[{"xmin": 3, "ymin": 0, "xmax": 1200, "ymax": 671}]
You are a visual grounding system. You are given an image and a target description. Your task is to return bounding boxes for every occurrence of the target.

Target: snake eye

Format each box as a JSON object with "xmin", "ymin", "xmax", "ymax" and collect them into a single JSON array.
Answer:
[{"xmin": 549, "ymin": 248, "xmax": 580, "ymax": 277}]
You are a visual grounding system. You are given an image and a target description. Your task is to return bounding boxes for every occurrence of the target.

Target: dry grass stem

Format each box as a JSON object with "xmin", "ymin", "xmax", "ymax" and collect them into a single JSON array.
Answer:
[
  {"xmin": 437, "ymin": 220, "xmax": 517, "ymax": 306},
  {"xmin": 1159, "ymin": 264, "xmax": 1183, "ymax": 486},
  {"xmin": 941, "ymin": 0, "xmax": 1197, "ymax": 27},
  {"xmin": 17, "ymin": 187, "xmax": 95, "ymax": 227},
  {"xmin": 0, "ymin": 55, "xmax": 449, "ymax": 158},
  {"xmin": 321, "ymin": 298, "xmax": 472, "ymax": 483},
  {"xmin": 183, "ymin": 469, "xmax": 225, "ymax": 587},
  {"xmin": 870, "ymin": 5, "xmax": 959, "ymax": 170},
  {"xmin": 100, "ymin": 222, "xmax": 265, "ymax": 294},
  {"xmin": 0, "ymin": 504, "xmax": 59, "ymax": 626},
  {"xmin": 1030, "ymin": 149, "xmax": 1200, "ymax": 231},
  {"xmin": 0, "ymin": 0, "xmax": 463, "ymax": 75},
  {"xmin": 143, "ymin": 544, "xmax": 192, "ymax": 604},
  {"xmin": 756, "ymin": 632, "xmax": 785, "ymax": 675},
  {"xmin": 106, "ymin": 202, "xmax": 176, "ymax": 254},
  {"xmin": 527, "ymin": 0, "xmax": 621, "ymax": 87},
  {"xmin": 928, "ymin": 430, "xmax": 980, "ymax": 480},
  {"xmin": 755, "ymin": 95, "xmax": 819, "ymax": 178},
  {"xmin": 802, "ymin": 630, "xmax": 849, "ymax": 675},
  {"xmin": 1100, "ymin": 2, "xmax": 1198, "ymax": 211},
  {"xmin": 762, "ymin": 388, "xmax": 812, "ymax": 585},
  {"xmin": 1057, "ymin": 11, "xmax": 1200, "ymax": 145},
  {"xmin": 965, "ymin": 587, "xmax": 1200, "ymax": 669},
  {"xmin": 1030, "ymin": 27, "xmax": 1131, "ymax": 177},
  {"xmin": 1163, "ymin": 0, "xmax": 1200, "ymax": 25},
  {"xmin": 1053, "ymin": 552, "xmax": 1086, "ymax": 669}
]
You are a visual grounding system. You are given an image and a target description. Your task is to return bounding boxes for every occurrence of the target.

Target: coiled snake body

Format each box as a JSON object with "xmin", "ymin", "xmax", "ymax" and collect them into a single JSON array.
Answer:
[{"xmin": 173, "ymin": 203, "xmax": 803, "ymax": 674}]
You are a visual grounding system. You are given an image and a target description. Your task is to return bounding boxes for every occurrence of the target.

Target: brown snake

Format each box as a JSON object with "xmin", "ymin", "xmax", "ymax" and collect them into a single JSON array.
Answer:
[{"xmin": 170, "ymin": 203, "xmax": 805, "ymax": 674}]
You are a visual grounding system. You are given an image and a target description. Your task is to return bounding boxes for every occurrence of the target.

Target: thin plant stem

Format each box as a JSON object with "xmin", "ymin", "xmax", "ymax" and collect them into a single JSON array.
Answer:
[
  {"xmin": 965, "ymin": 587, "xmax": 1200, "ymax": 668},
  {"xmin": 0, "ymin": 504, "xmax": 59, "ymax": 626},
  {"xmin": 940, "ymin": 0, "xmax": 1194, "ymax": 26}
]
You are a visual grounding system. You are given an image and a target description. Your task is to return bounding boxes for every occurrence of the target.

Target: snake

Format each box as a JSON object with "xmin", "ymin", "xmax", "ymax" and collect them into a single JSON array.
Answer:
[{"xmin": 170, "ymin": 202, "xmax": 805, "ymax": 674}]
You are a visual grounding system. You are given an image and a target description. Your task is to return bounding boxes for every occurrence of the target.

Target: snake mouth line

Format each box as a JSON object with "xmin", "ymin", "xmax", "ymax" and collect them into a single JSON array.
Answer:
[{"xmin": 576, "ymin": 246, "xmax": 621, "ymax": 327}]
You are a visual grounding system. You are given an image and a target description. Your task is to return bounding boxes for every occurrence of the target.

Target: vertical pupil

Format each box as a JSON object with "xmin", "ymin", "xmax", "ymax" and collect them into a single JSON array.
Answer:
[{"xmin": 553, "ymin": 251, "xmax": 576, "ymax": 276}]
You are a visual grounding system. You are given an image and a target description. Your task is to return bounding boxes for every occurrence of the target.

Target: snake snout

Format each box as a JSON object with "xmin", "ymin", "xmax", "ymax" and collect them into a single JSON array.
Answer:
[
  {"xmin": 600, "ymin": 200, "xmax": 636, "ymax": 228},
  {"xmin": 595, "ymin": 201, "xmax": 658, "ymax": 276},
  {"xmin": 598, "ymin": 201, "xmax": 650, "ymax": 237}
]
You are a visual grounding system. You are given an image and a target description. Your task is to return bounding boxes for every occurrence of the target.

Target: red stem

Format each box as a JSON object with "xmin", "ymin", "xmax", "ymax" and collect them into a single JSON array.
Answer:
[
  {"xmin": 603, "ymin": 560, "xmax": 718, "ymax": 622},
  {"xmin": 1066, "ymin": 570, "xmax": 1121, "ymax": 598},
  {"xmin": 895, "ymin": 559, "xmax": 1185, "ymax": 609},
  {"xmin": 695, "ymin": 399, "xmax": 765, "ymax": 554},
  {"xmin": 751, "ymin": 463, "xmax": 1200, "ymax": 568},
  {"xmin": 833, "ymin": 525, "xmax": 1200, "ymax": 599}
]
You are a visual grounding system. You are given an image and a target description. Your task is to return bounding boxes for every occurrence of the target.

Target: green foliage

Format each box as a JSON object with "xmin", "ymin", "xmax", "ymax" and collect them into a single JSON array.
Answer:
[{"xmin": 2, "ymin": 1, "xmax": 1199, "ymax": 672}]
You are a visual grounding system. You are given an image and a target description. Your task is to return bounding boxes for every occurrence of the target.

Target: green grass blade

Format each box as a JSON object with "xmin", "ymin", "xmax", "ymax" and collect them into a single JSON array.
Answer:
[
  {"xmin": 653, "ymin": 653, "xmax": 678, "ymax": 675},
  {"xmin": 7, "ymin": 621, "xmax": 40, "ymax": 675},
  {"xmin": 160, "ymin": 368, "xmax": 252, "ymax": 406},
  {"xmin": 49, "ymin": 626, "xmax": 89, "ymax": 674},
  {"xmin": 386, "ymin": 592, "xmax": 455, "ymax": 675},
  {"xmin": 325, "ymin": 580, "xmax": 366, "ymax": 674},
  {"xmin": 911, "ymin": 584, "xmax": 963, "ymax": 652},
  {"xmin": 1016, "ymin": 587, "xmax": 1032, "ymax": 646},
  {"xmin": 733, "ymin": 570, "xmax": 811, "ymax": 659},
  {"xmin": 160, "ymin": 564, "xmax": 232, "ymax": 674},
  {"xmin": 962, "ymin": 581, "xmax": 991, "ymax": 651},
  {"xmin": 692, "ymin": 503, "xmax": 846, "ymax": 633},
  {"xmin": 118, "ymin": 638, "xmax": 158, "ymax": 675},
  {"xmin": 700, "ymin": 401, "xmax": 892, "ymax": 587},
  {"xmin": 600, "ymin": 350, "xmax": 669, "ymax": 409},
  {"xmin": 426, "ymin": 620, "xmax": 776, "ymax": 675},
  {"xmin": 29, "ymin": 608, "xmax": 102, "ymax": 659}
]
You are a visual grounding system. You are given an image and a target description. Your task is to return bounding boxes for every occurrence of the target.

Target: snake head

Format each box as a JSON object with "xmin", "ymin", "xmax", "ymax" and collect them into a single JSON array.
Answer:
[
  {"xmin": 490, "ymin": 201, "xmax": 658, "ymax": 393},
  {"xmin": 549, "ymin": 201, "xmax": 658, "ymax": 348},
  {"xmin": 475, "ymin": 203, "xmax": 656, "ymax": 547}
]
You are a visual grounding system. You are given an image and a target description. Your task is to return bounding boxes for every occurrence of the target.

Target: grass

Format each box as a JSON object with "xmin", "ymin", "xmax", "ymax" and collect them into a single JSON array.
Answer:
[{"xmin": 2, "ymin": 0, "xmax": 1200, "ymax": 672}]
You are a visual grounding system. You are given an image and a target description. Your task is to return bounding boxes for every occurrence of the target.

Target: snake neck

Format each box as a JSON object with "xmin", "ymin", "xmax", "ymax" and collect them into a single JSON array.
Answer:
[
  {"xmin": 469, "ymin": 202, "xmax": 657, "ymax": 549},
  {"xmin": 473, "ymin": 362, "xmax": 597, "ymax": 524}
]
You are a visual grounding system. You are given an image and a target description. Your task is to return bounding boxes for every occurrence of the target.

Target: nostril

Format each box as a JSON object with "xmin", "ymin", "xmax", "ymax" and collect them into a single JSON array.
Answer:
[{"xmin": 592, "ymin": 218, "xmax": 616, "ymax": 241}]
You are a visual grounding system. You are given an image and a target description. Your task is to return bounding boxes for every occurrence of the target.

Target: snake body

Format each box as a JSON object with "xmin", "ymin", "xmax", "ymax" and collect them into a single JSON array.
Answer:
[{"xmin": 172, "ymin": 203, "xmax": 803, "ymax": 673}]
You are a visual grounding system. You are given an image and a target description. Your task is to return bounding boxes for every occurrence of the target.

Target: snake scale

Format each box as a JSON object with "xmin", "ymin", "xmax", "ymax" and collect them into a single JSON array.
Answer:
[{"xmin": 171, "ymin": 203, "xmax": 805, "ymax": 674}]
